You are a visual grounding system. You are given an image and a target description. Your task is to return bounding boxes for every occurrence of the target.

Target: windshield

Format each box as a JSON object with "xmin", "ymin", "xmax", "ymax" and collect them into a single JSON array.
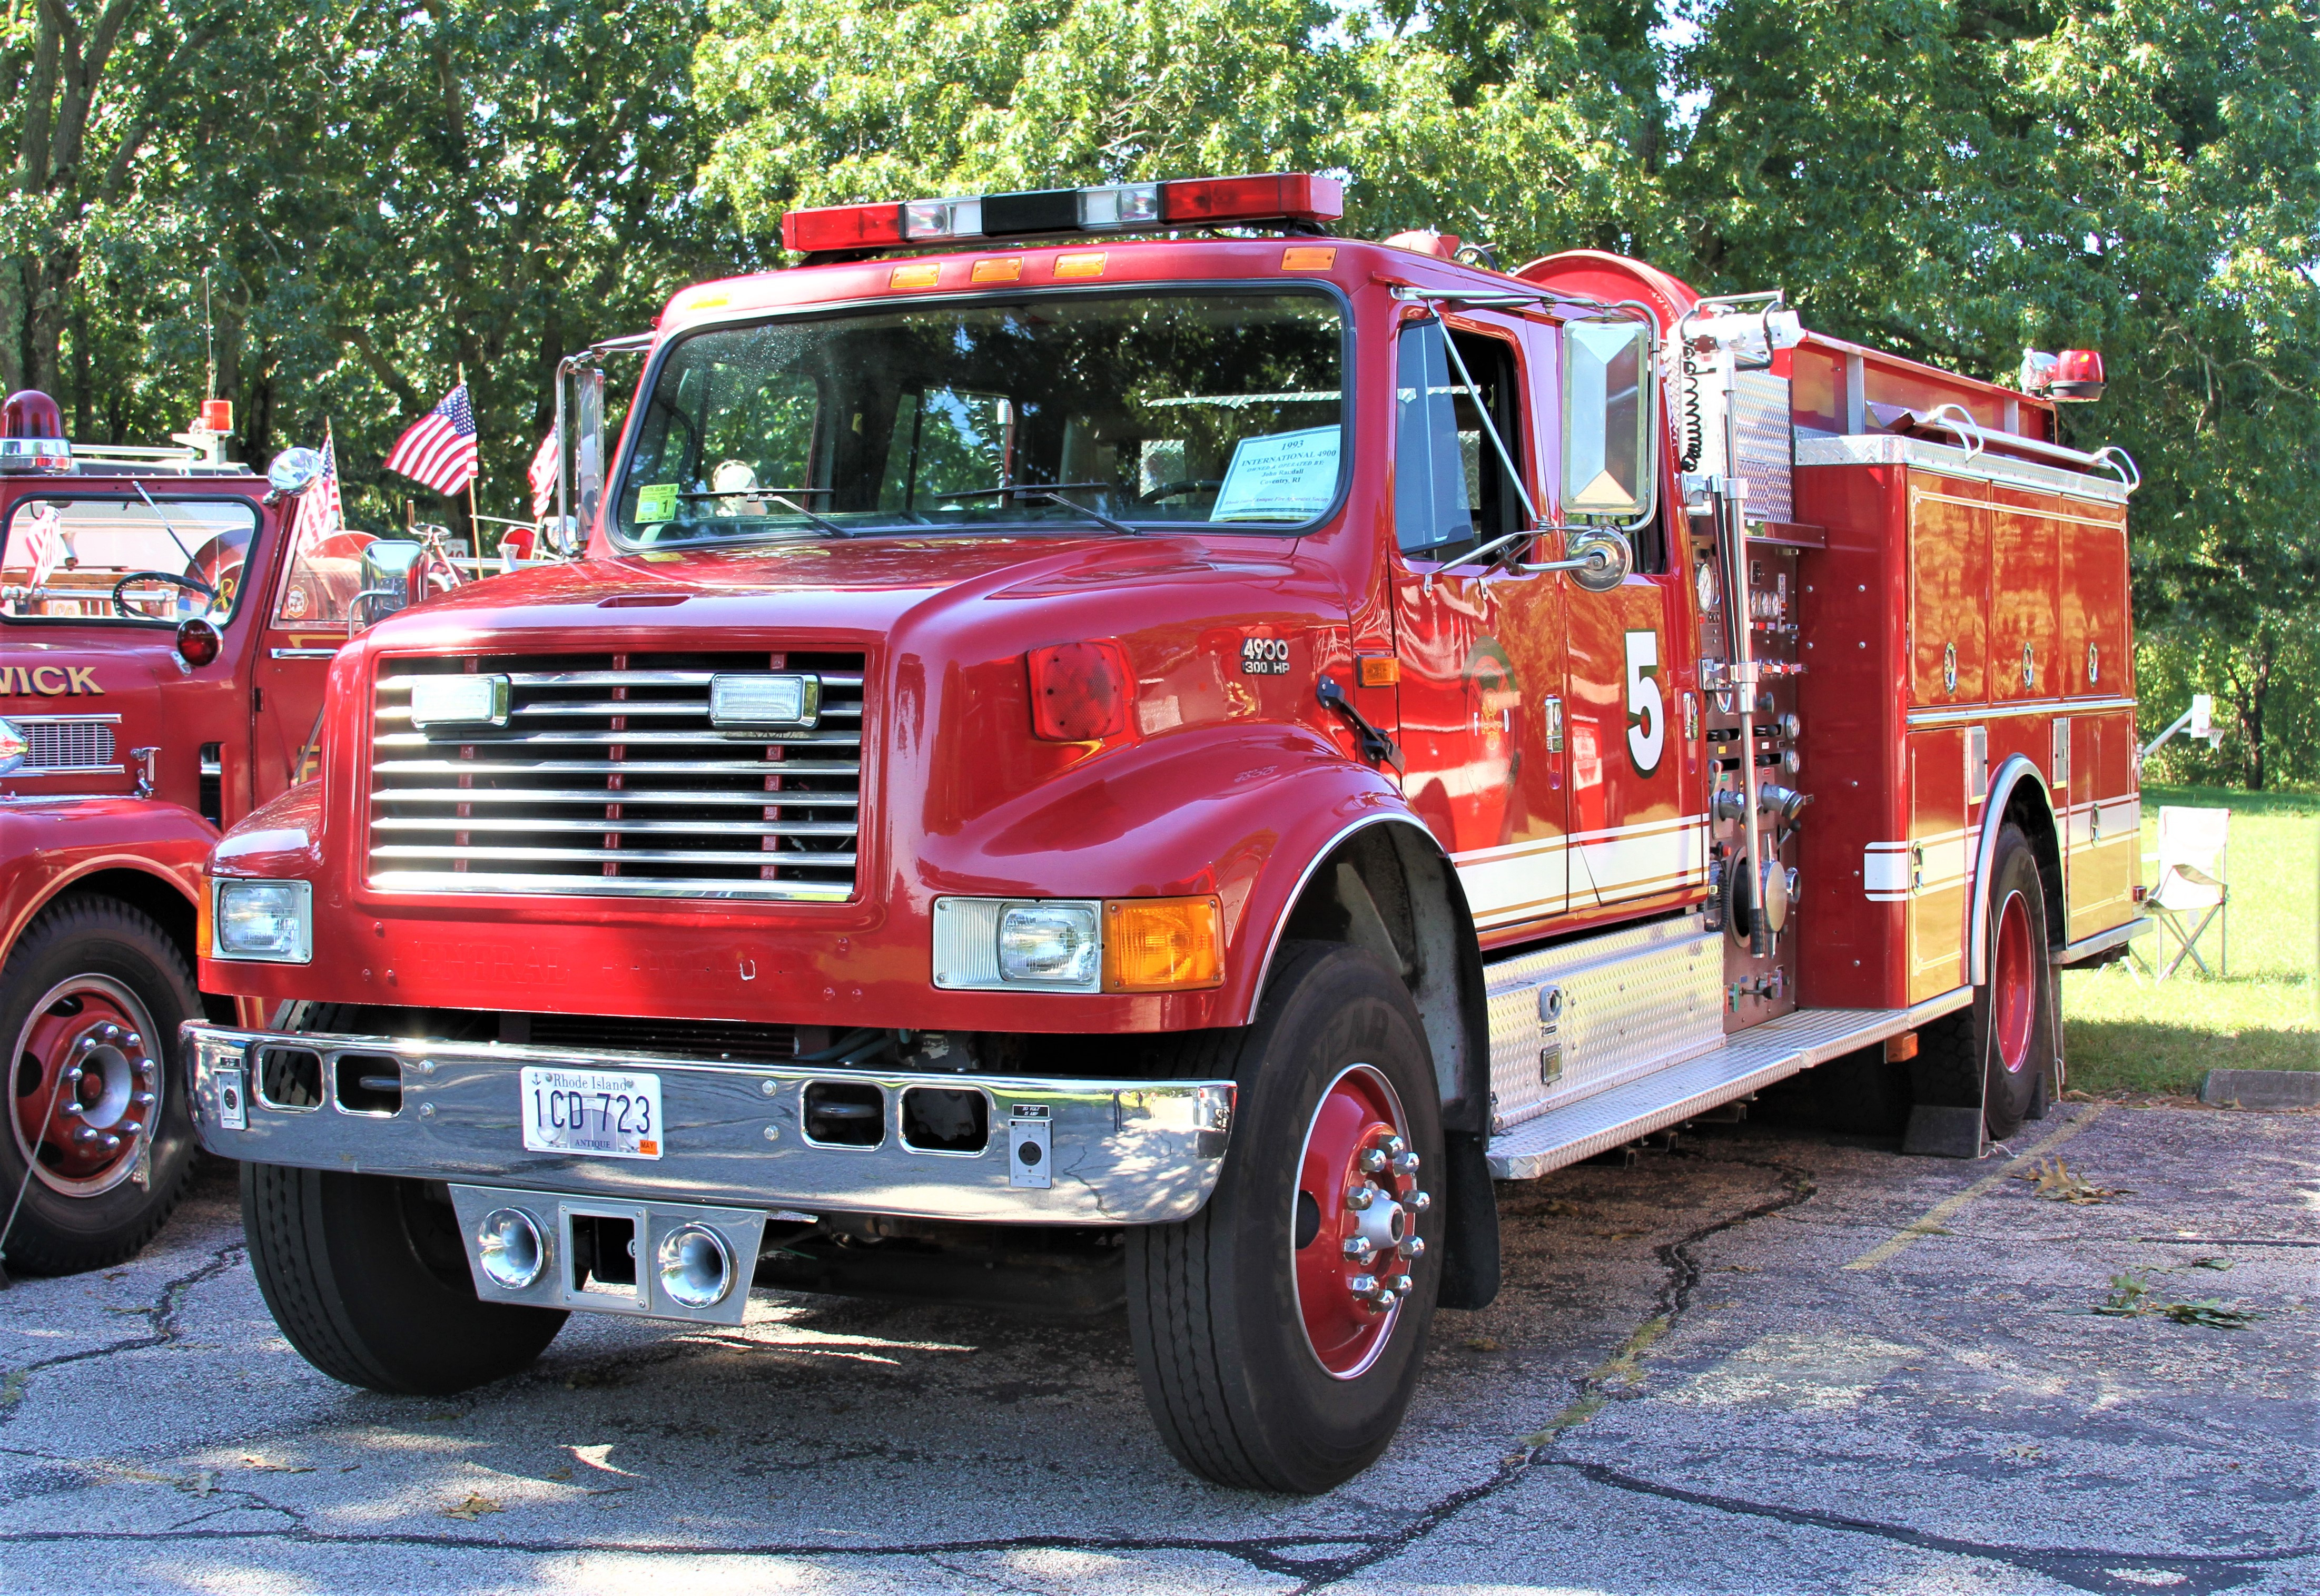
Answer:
[
  {"xmin": 1, "ymin": 495, "xmax": 259, "ymax": 626},
  {"xmin": 614, "ymin": 289, "xmax": 1345, "ymax": 547}
]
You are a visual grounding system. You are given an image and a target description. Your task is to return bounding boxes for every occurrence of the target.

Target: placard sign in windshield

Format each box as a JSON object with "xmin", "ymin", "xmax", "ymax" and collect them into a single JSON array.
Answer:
[{"xmin": 1210, "ymin": 427, "xmax": 1341, "ymax": 523}]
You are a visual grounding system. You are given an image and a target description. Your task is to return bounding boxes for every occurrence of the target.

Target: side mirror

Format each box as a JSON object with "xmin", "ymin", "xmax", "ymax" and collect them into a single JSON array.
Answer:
[
  {"xmin": 350, "ymin": 539, "xmax": 426, "ymax": 634},
  {"xmin": 1522, "ymin": 527, "xmax": 1634, "ymax": 590},
  {"xmin": 265, "ymin": 446, "xmax": 325, "ymax": 505},
  {"xmin": 1562, "ymin": 321, "xmax": 1656, "ymax": 519},
  {"xmin": 574, "ymin": 368, "xmax": 607, "ymax": 534}
]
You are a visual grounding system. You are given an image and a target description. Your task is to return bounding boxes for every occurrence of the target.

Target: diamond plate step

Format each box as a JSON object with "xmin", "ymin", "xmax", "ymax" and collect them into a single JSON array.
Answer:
[{"xmin": 1485, "ymin": 991, "xmax": 1973, "ymax": 1179}]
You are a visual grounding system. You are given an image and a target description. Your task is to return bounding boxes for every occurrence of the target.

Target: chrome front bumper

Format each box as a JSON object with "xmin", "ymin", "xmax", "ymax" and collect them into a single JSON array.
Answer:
[{"xmin": 183, "ymin": 1024, "xmax": 1234, "ymax": 1225}]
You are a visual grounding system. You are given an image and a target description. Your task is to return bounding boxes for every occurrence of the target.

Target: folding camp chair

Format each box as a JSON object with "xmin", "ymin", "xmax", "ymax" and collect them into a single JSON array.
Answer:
[{"xmin": 2146, "ymin": 805, "xmax": 2229, "ymax": 979}]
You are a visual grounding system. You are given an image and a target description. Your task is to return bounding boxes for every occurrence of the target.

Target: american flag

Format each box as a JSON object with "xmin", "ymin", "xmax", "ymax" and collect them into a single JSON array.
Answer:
[
  {"xmin": 527, "ymin": 427, "xmax": 558, "ymax": 521},
  {"xmin": 5, "ymin": 501, "xmax": 62, "ymax": 590},
  {"xmin": 383, "ymin": 383, "xmax": 479, "ymax": 495},
  {"xmin": 290, "ymin": 421, "xmax": 344, "ymax": 557}
]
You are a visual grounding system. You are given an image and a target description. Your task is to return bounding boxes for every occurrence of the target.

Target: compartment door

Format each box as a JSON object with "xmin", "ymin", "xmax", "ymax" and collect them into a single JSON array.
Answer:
[
  {"xmin": 1907, "ymin": 727, "xmax": 1970, "ymax": 1002},
  {"xmin": 1907, "ymin": 476, "xmax": 1987, "ymax": 707}
]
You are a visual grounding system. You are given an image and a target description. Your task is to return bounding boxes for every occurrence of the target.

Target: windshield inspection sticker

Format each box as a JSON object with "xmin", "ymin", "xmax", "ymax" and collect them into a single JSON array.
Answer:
[
  {"xmin": 635, "ymin": 483, "xmax": 678, "ymax": 523},
  {"xmin": 1210, "ymin": 427, "xmax": 1340, "ymax": 523}
]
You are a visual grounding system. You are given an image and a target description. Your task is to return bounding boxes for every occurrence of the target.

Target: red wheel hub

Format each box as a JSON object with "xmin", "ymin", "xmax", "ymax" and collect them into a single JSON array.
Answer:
[
  {"xmin": 1992, "ymin": 889, "xmax": 2036, "ymax": 1075},
  {"xmin": 11, "ymin": 977, "xmax": 161, "ymax": 1197},
  {"xmin": 1292, "ymin": 1065, "xmax": 1428, "ymax": 1379}
]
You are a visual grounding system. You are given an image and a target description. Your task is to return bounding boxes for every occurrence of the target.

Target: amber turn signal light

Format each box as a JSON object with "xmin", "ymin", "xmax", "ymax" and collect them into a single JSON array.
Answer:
[{"xmin": 1103, "ymin": 896, "xmax": 1225, "ymax": 992}]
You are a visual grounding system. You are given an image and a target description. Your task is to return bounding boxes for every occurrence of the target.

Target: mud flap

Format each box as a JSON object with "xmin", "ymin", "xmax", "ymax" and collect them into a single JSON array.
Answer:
[{"xmin": 1434, "ymin": 1130, "xmax": 1501, "ymax": 1310}]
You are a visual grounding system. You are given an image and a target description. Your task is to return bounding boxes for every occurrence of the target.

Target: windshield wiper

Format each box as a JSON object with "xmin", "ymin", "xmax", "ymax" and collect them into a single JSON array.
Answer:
[
  {"xmin": 1016, "ymin": 491, "xmax": 1140, "ymax": 537},
  {"xmin": 765, "ymin": 495, "xmax": 852, "ymax": 537}
]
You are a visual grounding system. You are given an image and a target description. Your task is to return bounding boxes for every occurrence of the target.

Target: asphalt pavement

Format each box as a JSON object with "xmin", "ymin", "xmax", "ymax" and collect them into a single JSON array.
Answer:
[{"xmin": 1, "ymin": 1100, "xmax": 2312, "ymax": 1594}]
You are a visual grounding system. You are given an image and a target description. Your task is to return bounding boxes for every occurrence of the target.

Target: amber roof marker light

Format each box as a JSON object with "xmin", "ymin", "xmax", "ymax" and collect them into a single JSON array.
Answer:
[{"xmin": 781, "ymin": 174, "xmax": 1345, "ymax": 264}]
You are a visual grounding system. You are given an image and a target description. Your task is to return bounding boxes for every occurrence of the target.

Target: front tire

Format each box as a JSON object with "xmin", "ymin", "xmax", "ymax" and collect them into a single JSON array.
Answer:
[
  {"xmin": 1128, "ymin": 942, "xmax": 1442, "ymax": 1493},
  {"xmin": 244, "ymin": 1163, "xmax": 567, "ymax": 1394},
  {"xmin": 0, "ymin": 895, "xmax": 202, "ymax": 1275}
]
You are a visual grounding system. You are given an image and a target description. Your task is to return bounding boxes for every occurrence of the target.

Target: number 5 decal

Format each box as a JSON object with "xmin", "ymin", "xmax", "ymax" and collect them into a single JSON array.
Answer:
[{"xmin": 1625, "ymin": 630, "xmax": 1664, "ymax": 776}]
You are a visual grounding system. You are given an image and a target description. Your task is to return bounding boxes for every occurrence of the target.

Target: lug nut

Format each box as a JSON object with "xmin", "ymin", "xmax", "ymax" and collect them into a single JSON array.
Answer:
[
  {"xmin": 1344, "ymin": 1186, "xmax": 1374, "ymax": 1211},
  {"xmin": 1358, "ymin": 1148, "xmax": 1388, "ymax": 1174},
  {"xmin": 1380, "ymin": 1135, "xmax": 1407, "ymax": 1159},
  {"xmin": 1390, "ymin": 1150, "xmax": 1420, "ymax": 1175},
  {"xmin": 1348, "ymin": 1273, "xmax": 1379, "ymax": 1298},
  {"xmin": 136, "ymin": 1059, "xmax": 156, "ymax": 1081},
  {"xmin": 99, "ymin": 1024, "xmax": 122, "ymax": 1042},
  {"xmin": 1368, "ymin": 1288, "xmax": 1397, "ymax": 1313},
  {"xmin": 1388, "ymin": 1273, "xmax": 1414, "ymax": 1295},
  {"xmin": 131, "ymin": 1091, "xmax": 156, "ymax": 1109},
  {"xmin": 123, "ymin": 1033, "xmax": 142, "ymax": 1050},
  {"xmin": 1398, "ymin": 1236, "xmax": 1426, "ymax": 1260},
  {"xmin": 100, "ymin": 1132, "xmax": 121, "ymax": 1151},
  {"xmin": 1405, "ymin": 1189, "xmax": 1432, "ymax": 1213},
  {"xmin": 75, "ymin": 1036, "xmax": 97, "ymax": 1054},
  {"xmin": 1342, "ymin": 1237, "xmax": 1375, "ymax": 1262},
  {"xmin": 72, "ymin": 1127, "xmax": 98, "ymax": 1145},
  {"xmin": 58, "ymin": 1101, "xmax": 84, "ymax": 1119}
]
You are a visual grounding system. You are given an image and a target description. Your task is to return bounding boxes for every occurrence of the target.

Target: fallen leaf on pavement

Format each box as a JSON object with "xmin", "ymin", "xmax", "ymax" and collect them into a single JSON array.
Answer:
[
  {"xmin": 443, "ymin": 1493, "xmax": 504, "ymax": 1521},
  {"xmin": 2017, "ymin": 1158, "xmax": 2127, "ymax": 1205}
]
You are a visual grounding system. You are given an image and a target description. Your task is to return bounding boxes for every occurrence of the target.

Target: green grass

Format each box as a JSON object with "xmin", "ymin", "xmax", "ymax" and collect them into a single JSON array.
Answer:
[{"xmin": 2064, "ymin": 785, "xmax": 2319, "ymax": 1095}]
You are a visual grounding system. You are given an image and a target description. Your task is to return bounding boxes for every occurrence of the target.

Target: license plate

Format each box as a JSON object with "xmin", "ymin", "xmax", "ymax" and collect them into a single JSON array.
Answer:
[{"xmin": 519, "ymin": 1067, "xmax": 664, "ymax": 1160}]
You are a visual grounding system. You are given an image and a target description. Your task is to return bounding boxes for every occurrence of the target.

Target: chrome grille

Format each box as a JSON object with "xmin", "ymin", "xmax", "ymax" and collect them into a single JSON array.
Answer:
[
  {"xmin": 13, "ymin": 716, "xmax": 121, "ymax": 774},
  {"xmin": 368, "ymin": 651, "xmax": 864, "ymax": 901}
]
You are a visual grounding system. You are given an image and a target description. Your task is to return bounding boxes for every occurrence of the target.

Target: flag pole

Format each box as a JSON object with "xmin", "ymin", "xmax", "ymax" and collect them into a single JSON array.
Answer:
[{"xmin": 458, "ymin": 363, "xmax": 482, "ymax": 567}]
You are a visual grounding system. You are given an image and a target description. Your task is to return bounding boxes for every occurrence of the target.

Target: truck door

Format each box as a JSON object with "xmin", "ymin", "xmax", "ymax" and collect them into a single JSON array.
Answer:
[
  {"xmin": 250, "ymin": 515, "xmax": 369, "ymax": 808},
  {"xmin": 1559, "ymin": 352, "xmax": 1694, "ymax": 912},
  {"xmin": 1390, "ymin": 312, "xmax": 1567, "ymax": 938}
]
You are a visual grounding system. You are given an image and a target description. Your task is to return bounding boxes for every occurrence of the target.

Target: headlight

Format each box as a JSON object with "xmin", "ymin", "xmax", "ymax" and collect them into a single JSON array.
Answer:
[
  {"xmin": 999, "ymin": 903, "xmax": 1101, "ymax": 985},
  {"xmin": 212, "ymin": 878, "xmax": 312, "ymax": 963},
  {"xmin": 932, "ymin": 898, "xmax": 1100, "ymax": 992}
]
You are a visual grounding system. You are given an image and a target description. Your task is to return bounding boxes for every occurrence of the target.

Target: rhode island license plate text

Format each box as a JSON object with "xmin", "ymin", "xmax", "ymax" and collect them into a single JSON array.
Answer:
[{"xmin": 519, "ymin": 1067, "xmax": 664, "ymax": 1159}]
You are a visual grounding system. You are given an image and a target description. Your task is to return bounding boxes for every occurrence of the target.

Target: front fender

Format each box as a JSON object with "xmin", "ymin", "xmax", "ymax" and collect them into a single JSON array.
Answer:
[
  {"xmin": 0, "ymin": 796, "xmax": 214, "ymax": 963},
  {"xmin": 912, "ymin": 720, "xmax": 1420, "ymax": 1027}
]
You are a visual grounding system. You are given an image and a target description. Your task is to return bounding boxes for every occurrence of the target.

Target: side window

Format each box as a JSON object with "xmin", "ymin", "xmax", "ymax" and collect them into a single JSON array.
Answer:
[
  {"xmin": 273, "ymin": 527, "xmax": 380, "ymax": 628},
  {"xmin": 1394, "ymin": 321, "xmax": 1525, "ymax": 559},
  {"xmin": 1395, "ymin": 322, "xmax": 1469, "ymax": 556}
]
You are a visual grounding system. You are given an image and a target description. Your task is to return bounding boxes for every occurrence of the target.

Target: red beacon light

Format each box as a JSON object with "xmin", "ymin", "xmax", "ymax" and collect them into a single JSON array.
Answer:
[
  {"xmin": 782, "ymin": 173, "xmax": 1345, "ymax": 260},
  {"xmin": 0, "ymin": 389, "xmax": 72, "ymax": 474},
  {"xmin": 2020, "ymin": 348, "xmax": 2107, "ymax": 403}
]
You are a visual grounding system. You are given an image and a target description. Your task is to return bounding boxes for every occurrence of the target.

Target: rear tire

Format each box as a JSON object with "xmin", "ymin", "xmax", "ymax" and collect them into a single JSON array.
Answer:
[
  {"xmin": 1914, "ymin": 823, "xmax": 2056, "ymax": 1141},
  {"xmin": 0, "ymin": 895, "xmax": 201, "ymax": 1275},
  {"xmin": 243, "ymin": 1162, "xmax": 566, "ymax": 1394},
  {"xmin": 1127, "ymin": 942, "xmax": 1442, "ymax": 1493}
]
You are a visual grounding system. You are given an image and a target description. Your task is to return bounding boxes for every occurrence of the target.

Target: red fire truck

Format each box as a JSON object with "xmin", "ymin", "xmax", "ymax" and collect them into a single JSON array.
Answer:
[
  {"xmin": 0, "ymin": 393, "xmax": 432, "ymax": 1272},
  {"xmin": 181, "ymin": 174, "xmax": 2145, "ymax": 1492}
]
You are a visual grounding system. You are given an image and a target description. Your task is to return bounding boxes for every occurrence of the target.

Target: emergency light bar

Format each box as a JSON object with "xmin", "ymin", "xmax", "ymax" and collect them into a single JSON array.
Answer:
[{"xmin": 782, "ymin": 174, "xmax": 1344, "ymax": 259}]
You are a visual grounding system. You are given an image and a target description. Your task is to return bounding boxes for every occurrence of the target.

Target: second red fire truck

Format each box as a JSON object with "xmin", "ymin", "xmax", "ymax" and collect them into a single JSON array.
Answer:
[{"xmin": 181, "ymin": 174, "xmax": 2144, "ymax": 1491}]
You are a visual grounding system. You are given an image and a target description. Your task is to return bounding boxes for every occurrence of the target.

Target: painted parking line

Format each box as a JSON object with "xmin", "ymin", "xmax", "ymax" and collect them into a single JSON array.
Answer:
[{"xmin": 1843, "ymin": 1103, "xmax": 2111, "ymax": 1270}]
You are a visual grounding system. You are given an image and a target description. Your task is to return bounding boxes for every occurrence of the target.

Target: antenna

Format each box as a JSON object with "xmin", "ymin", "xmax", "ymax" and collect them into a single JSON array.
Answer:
[{"xmin": 203, "ymin": 270, "xmax": 216, "ymax": 401}]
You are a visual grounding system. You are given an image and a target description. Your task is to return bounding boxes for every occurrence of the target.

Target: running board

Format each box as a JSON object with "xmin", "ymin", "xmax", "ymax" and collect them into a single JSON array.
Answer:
[{"xmin": 1485, "ymin": 991, "xmax": 1973, "ymax": 1179}]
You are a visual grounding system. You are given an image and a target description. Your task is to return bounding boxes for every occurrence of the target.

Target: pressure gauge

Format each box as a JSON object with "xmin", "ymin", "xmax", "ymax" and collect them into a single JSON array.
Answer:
[{"xmin": 1695, "ymin": 559, "xmax": 1721, "ymax": 614}]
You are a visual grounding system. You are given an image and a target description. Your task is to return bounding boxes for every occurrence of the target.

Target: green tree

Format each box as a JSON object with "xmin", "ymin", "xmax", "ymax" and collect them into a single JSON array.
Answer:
[{"xmin": 1666, "ymin": 0, "xmax": 2320, "ymax": 785}]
